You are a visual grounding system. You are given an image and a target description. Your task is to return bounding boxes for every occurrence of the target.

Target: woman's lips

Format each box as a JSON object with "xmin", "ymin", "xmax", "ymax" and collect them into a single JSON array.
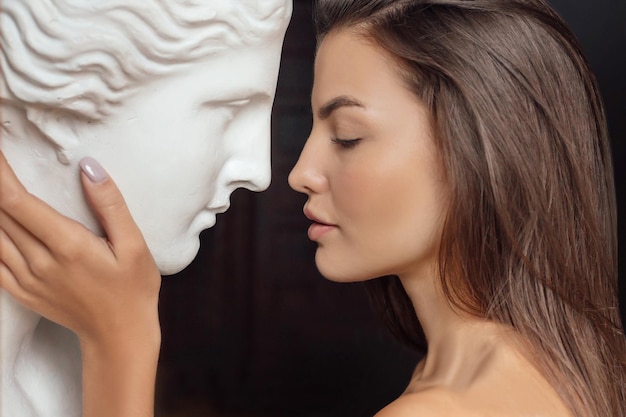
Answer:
[
  {"xmin": 304, "ymin": 207, "xmax": 336, "ymax": 241},
  {"xmin": 307, "ymin": 222, "xmax": 336, "ymax": 240}
]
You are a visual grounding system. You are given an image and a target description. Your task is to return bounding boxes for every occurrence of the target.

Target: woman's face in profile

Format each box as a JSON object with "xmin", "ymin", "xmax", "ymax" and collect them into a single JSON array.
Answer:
[
  {"xmin": 289, "ymin": 30, "xmax": 448, "ymax": 283},
  {"xmin": 72, "ymin": 39, "xmax": 284, "ymax": 275}
]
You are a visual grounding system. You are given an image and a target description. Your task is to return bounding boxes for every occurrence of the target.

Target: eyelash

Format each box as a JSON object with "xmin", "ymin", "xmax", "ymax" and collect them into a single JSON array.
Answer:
[{"xmin": 331, "ymin": 138, "xmax": 362, "ymax": 149}]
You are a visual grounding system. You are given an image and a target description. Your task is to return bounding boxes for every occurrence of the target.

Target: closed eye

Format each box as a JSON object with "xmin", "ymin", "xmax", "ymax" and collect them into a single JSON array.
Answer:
[
  {"xmin": 203, "ymin": 97, "xmax": 252, "ymax": 109},
  {"xmin": 224, "ymin": 98, "xmax": 252, "ymax": 107},
  {"xmin": 202, "ymin": 97, "xmax": 254, "ymax": 123},
  {"xmin": 331, "ymin": 137, "xmax": 362, "ymax": 149}
]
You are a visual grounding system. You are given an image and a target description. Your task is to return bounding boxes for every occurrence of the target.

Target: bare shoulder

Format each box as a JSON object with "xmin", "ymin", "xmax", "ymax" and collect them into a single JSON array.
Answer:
[{"xmin": 374, "ymin": 388, "xmax": 480, "ymax": 417}]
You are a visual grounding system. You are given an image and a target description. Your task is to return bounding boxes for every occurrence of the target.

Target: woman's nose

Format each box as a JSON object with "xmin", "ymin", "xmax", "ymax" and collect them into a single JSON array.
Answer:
[{"xmin": 288, "ymin": 133, "xmax": 328, "ymax": 195}]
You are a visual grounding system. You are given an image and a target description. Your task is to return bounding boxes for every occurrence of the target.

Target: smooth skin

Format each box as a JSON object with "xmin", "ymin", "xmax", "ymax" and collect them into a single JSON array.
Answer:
[{"xmin": 0, "ymin": 30, "xmax": 572, "ymax": 417}]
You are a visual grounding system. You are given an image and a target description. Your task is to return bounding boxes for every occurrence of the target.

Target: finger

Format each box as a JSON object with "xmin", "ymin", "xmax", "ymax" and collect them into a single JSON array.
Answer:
[
  {"xmin": 79, "ymin": 157, "xmax": 146, "ymax": 251},
  {"xmin": 0, "ymin": 152, "xmax": 81, "ymax": 246},
  {"xmin": 0, "ymin": 234, "xmax": 54, "ymax": 322},
  {"xmin": 0, "ymin": 211, "xmax": 52, "ymax": 277},
  {"xmin": 0, "ymin": 151, "xmax": 27, "ymax": 195},
  {"xmin": 0, "ymin": 227, "xmax": 42, "ymax": 298},
  {"xmin": 0, "ymin": 261, "xmax": 31, "ymax": 304}
]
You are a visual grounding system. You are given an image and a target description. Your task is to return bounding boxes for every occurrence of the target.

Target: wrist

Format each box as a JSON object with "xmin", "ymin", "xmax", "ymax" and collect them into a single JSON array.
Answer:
[
  {"xmin": 78, "ymin": 302, "xmax": 161, "ymax": 352},
  {"xmin": 79, "ymin": 325, "xmax": 160, "ymax": 417},
  {"xmin": 79, "ymin": 321, "xmax": 161, "ymax": 360}
]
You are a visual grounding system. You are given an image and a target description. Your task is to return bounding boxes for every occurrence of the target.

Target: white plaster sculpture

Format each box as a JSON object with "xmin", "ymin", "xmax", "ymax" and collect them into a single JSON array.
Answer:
[{"xmin": 0, "ymin": 1, "xmax": 292, "ymax": 416}]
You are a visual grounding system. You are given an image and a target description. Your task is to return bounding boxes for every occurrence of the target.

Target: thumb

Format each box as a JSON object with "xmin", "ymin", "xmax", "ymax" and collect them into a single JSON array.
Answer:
[{"xmin": 79, "ymin": 157, "xmax": 144, "ymax": 249}]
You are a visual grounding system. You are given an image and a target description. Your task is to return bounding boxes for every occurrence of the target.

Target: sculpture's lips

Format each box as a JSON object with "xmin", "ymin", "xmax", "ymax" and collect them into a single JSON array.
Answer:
[
  {"xmin": 207, "ymin": 203, "xmax": 230, "ymax": 214},
  {"xmin": 193, "ymin": 210, "xmax": 217, "ymax": 230}
]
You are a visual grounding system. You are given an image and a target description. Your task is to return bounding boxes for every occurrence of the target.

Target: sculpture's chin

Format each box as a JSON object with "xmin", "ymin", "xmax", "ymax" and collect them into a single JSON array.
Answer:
[
  {"xmin": 158, "ymin": 262, "xmax": 190, "ymax": 276},
  {"xmin": 153, "ymin": 238, "xmax": 201, "ymax": 276}
]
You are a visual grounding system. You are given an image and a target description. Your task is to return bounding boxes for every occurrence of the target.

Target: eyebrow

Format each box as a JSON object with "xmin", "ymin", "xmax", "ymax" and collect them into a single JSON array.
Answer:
[{"xmin": 318, "ymin": 95, "xmax": 366, "ymax": 120}]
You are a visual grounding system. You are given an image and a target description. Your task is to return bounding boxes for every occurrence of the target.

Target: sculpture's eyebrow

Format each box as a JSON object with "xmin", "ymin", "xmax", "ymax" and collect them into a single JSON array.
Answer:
[{"xmin": 318, "ymin": 95, "xmax": 365, "ymax": 120}]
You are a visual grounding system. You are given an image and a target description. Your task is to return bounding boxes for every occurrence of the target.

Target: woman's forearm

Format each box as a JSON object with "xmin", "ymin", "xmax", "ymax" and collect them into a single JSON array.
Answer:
[{"xmin": 80, "ymin": 326, "xmax": 161, "ymax": 417}]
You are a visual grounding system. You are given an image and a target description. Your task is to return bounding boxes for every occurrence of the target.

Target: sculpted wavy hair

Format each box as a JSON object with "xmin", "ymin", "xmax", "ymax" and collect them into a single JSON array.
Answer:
[
  {"xmin": 1, "ymin": 0, "xmax": 291, "ymax": 120},
  {"xmin": 313, "ymin": 1, "xmax": 626, "ymax": 416}
]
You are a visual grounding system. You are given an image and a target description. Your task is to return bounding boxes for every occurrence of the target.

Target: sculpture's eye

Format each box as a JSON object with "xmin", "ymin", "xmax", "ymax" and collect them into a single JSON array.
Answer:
[
  {"xmin": 202, "ymin": 97, "xmax": 252, "ymax": 126},
  {"xmin": 221, "ymin": 98, "xmax": 251, "ymax": 122},
  {"xmin": 226, "ymin": 98, "xmax": 251, "ymax": 107},
  {"xmin": 204, "ymin": 97, "xmax": 252, "ymax": 110},
  {"xmin": 201, "ymin": 93, "xmax": 269, "ymax": 132}
]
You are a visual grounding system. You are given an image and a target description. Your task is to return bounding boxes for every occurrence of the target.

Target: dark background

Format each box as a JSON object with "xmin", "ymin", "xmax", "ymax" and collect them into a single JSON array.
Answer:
[{"xmin": 154, "ymin": 1, "xmax": 625, "ymax": 416}]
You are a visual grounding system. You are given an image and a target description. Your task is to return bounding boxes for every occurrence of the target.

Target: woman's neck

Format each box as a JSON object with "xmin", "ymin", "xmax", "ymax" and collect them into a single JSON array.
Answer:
[
  {"xmin": 398, "ymin": 267, "xmax": 516, "ymax": 388},
  {"xmin": 397, "ymin": 268, "xmax": 572, "ymax": 417}
]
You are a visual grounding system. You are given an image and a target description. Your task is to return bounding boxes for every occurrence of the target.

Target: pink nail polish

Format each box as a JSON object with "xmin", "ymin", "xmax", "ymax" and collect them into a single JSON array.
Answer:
[{"xmin": 79, "ymin": 157, "xmax": 107, "ymax": 183}]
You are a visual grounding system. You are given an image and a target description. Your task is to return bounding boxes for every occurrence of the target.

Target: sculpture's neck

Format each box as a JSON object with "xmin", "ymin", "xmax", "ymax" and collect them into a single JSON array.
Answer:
[
  {"xmin": 0, "ymin": 290, "xmax": 41, "ymax": 363},
  {"xmin": 0, "ymin": 290, "xmax": 83, "ymax": 417}
]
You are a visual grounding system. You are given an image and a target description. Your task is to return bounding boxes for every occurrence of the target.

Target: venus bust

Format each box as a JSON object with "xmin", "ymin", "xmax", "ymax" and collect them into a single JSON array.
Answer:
[{"xmin": 0, "ymin": 1, "xmax": 291, "ymax": 416}]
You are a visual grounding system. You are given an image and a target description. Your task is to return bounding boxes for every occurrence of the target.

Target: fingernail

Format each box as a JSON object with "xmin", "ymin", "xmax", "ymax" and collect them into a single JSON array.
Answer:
[{"xmin": 79, "ymin": 157, "xmax": 107, "ymax": 183}]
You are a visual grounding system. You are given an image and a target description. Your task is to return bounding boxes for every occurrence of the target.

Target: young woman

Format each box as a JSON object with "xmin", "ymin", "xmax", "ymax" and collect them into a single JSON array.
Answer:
[{"xmin": 1, "ymin": 0, "xmax": 625, "ymax": 416}]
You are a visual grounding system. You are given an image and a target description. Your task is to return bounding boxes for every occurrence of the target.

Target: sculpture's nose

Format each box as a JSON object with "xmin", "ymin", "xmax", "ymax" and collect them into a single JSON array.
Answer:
[
  {"xmin": 223, "ymin": 146, "xmax": 271, "ymax": 192},
  {"xmin": 221, "ymin": 109, "xmax": 272, "ymax": 193}
]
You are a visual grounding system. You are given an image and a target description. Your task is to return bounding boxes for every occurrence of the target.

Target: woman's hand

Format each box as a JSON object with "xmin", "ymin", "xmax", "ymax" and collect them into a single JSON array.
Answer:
[
  {"xmin": 0, "ymin": 152, "xmax": 161, "ymax": 417},
  {"xmin": 0, "ymin": 152, "xmax": 161, "ymax": 344}
]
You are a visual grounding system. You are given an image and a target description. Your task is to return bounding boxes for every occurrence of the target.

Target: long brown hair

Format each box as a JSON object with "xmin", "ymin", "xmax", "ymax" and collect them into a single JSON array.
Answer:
[{"xmin": 313, "ymin": 1, "xmax": 626, "ymax": 416}]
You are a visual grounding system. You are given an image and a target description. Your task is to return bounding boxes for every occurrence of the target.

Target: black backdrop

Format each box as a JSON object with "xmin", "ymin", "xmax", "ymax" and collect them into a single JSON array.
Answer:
[{"xmin": 155, "ymin": 1, "xmax": 625, "ymax": 416}]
